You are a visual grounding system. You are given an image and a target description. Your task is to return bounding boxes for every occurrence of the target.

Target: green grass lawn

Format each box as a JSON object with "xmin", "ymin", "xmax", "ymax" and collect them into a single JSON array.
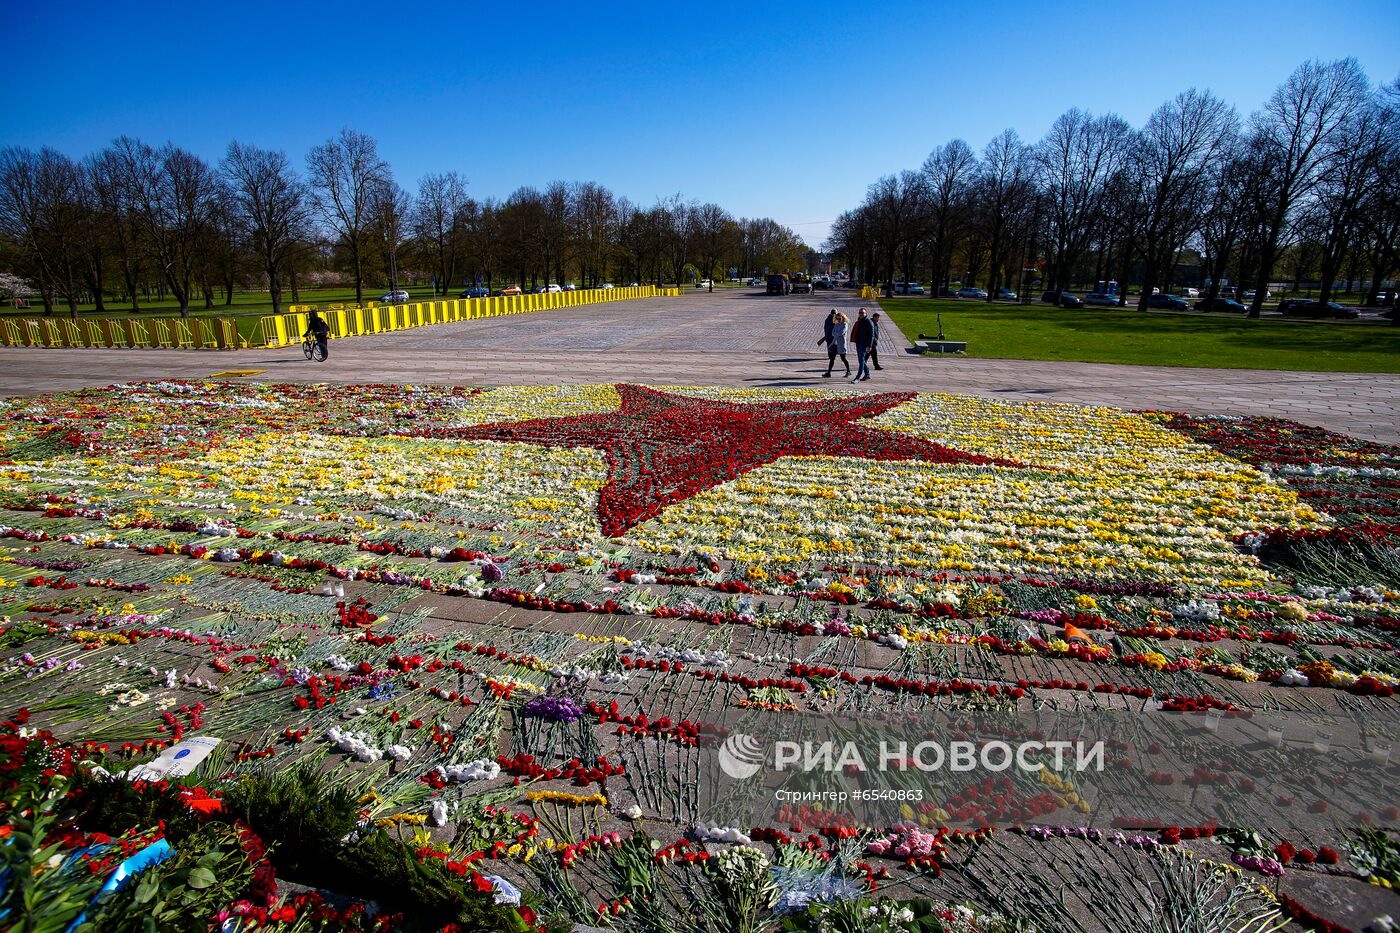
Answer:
[
  {"xmin": 879, "ymin": 298, "xmax": 1400, "ymax": 373},
  {"xmin": 0, "ymin": 287, "xmax": 441, "ymax": 320}
]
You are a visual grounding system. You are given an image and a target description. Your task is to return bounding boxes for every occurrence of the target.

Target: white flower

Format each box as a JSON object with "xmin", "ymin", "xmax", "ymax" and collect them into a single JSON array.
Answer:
[
  {"xmin": 438, "ymin": 759, "xmax": 500, "ymax": 782},
  {"xmin": 693, "ymin": 822, "xmax": 752, "ymax": 845}
]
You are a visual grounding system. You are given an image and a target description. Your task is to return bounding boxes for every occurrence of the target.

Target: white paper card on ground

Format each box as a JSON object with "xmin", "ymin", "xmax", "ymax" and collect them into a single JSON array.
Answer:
[{"xmin": 126, "ymin": 736, "xmax": 221, "ymax": 780}]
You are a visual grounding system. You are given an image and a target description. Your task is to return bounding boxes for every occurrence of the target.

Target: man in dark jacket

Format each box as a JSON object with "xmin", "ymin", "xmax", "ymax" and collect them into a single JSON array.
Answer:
[
  {"xmin": 869, "ymin": 311, "xmax": 884, "ymax": 371},
  {"xmin": 851, "ymin": 308, "xmax": 874, "ymax": 382},
  {"xmin": 817, "ymin": 309, "xmax": 836, "ymax": 349},
  {"xmin": 303, "ymin": 310, "xmax": 330, "ymax": 361}
]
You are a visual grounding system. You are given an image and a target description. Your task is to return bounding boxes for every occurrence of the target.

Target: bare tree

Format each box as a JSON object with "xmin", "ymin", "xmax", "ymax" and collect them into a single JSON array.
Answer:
[
  {"xmin": 653, "ymin": 195, "xmax": 691, "ymax": 287},
  {"xmin": 413, "ymin": 171, "xmax": 468, "ymax": 296},
  {"xmin": 1131, "ymin": 89, "xmax": 1238, "ymax": 309},
  {"xmin": 1036, "ymin": 109, "xmax": 1132, "ymax": 292},
  {"xmin": 1358, "ymin": 78, "xmax": 1400, "ymax": 317},
  {"xmin": 1200, "ymin": 135, "xmax": 1268, "ymax": 303},
  {"xmin": 570, "ymin": 181, "xmax": 618, "ymax": 287},
  {"xmin": 458, "ymin": 196, "xmax": 500, "ymax": 289},
  {"xmin": 306, "ymin": 129, "xmax": 389, "ymax": 304},
  {"xmin": 1309, "ymin": 86, "xmax": 1394, "ymax": 303},
  {"xmin": 370, "ymin": 180, "xmax": 411, "ymax": 293},
  {"xmin": 89, "ymin": 138, "xmax": 149, "ymax": 311},
  {"xmin": 920, "ymin": 139, "xmax": 978, "ymax": 296},
  {"xmin": 866, "ymin": 171, "xmax": 927, "ymax": 295},
  {"xmin": 221, "ymin": 142, "xmax": 310, "ymax": 314},
  {"xmin": 976, "ymin": 129, "xmax": 1035, "ymax": 300},
  {"xmin": 0, "ymin": 147, "xmax": 88, "ymax": 316},
  {"xmin": 1244, "ymin": 58, "xmax": 1370, "ymax": 316},
  {"xmin": 113, "ymin": 140, "xmax": 222, "ymax": 316},
  {"xmin": 690, "ymin": 202, "xmax": 736, "ymax": 287}
]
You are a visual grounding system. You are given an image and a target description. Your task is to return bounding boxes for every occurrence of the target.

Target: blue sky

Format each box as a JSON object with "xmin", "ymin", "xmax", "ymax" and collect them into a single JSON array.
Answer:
[{"xmin": 4, "ymin": 0, "xmax": 1396, "ymax": 246}]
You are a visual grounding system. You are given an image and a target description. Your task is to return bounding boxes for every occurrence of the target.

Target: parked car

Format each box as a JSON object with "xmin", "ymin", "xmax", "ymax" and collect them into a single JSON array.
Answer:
[
  {"xmin": 563, "ymin": 283, "xmax": 577, "ymax": 291},
  {"xmin": 593, "ymin": 283, "xmax": 615, "ymax": 290},
  {"xmin": 694, "ymin": 279, "xmax": 713, "ymax": 289},
  {"xmin": 459, "ymin": 286, "xmax": 489, "ymax": 299},
  {"xmin": 1194, "ymin": 296, "xmax": 1247, "ymax": 313},
  {"xmin": 995, "ymin": 288, "xmax": 1017, "ymax": 300},
  {"xmin": 1243, "ymin": 289, "xmax": 1272, "ymax": 302},
  {"xmin": 1083, "ymin": 292, "xmax": 1121, "ymax": 307},
  {"xmin": 746, "ymin": 277, "xmax": 763, "ymax": 287},
  {"xmin": 1040, "ymin": 290, "xmax": 1082, "ymax": 307},
  {"xmin": 1281, "ymin": 300, "xmax": 1359, "ymax": 320},
  {"xmin": 378, "ymin": 290, "xmax": 410, "ymax": 303},
  {"xmin": 492, "ymin": 285, "xmax": 522, "ymax": 297},
  {"xmin": 956, "ymin": 287, "xmax": 988, "ymax": 299},
  {"xmin": 532, "ymin": 283, "xmax": 563, "ymax": 294},
  {"xmin": 1277, "ymin": 298, "xmax": 1309, "ymax": 314},
  {"xmin": 1146, "ymin": 294, "xmax": 1189, "ymax": 311},
  {"xmin": 1179, "ymin": 287, "xmax": 1200, "ymax": 299},
  {"xmin": 790, "ymin": 277, "xmax": 814, "ymax": 294}
]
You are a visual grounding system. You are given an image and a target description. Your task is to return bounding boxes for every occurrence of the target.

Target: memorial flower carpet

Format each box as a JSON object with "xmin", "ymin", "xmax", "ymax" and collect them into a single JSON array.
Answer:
[{"xmin": 0, "ymin": 381, "xmax": 1396, "ymax": 933}]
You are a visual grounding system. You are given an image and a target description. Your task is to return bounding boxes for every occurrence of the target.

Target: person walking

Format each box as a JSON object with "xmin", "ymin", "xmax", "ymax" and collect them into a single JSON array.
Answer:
[
  {"xmin": 869, "ymin": 311, "xmax": 884, "ymax": 371},
  {"xmin": 851, "ymin": 308, "xmax": 874, "ymax": 382},
  {"xmin": 817, "ymin": 309, "xmax": 836, "ymax": 351},
  {"xmin": 823, "ymin": 312, "xmax": 850, "ymax": 378}
]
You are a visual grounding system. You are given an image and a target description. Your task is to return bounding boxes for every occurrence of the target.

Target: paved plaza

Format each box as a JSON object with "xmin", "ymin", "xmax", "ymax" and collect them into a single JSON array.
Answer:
[{"xmin": 1, "ymin": 287, "xmax": 1396, "ymax": 442}]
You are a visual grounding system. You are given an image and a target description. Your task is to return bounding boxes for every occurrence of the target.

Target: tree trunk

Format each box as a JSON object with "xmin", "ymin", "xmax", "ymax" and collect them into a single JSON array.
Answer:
[
  {"xmin": 125, "ymin": 269, "xmax": 140, "ymax": 313},
  {"xmin": 1138, "ymin": 250, "xmax": 1157, "ymax": 312},
  {"xmin": 89, "ymin": 260, "xmax": 106, "ymax": 313},
  {"xmin": 352, "ymin": 243, "xmax": 364, "ymax": 304},
  {"xmin": 269, "ymin": 262, "xmax": 283, "ymax": 315}
]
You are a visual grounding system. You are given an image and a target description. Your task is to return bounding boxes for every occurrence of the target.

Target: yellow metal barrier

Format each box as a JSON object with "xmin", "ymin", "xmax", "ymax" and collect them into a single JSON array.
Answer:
[{"xmin": 0, "ymin": 286, "xmax": 676, "ymax": 350}]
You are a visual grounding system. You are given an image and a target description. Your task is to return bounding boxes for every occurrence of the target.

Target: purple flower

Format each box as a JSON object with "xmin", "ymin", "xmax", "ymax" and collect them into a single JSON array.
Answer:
[
  {"xmin": 522, "ymin": 695, "xmax": 585, "ymax": 722},
  {"xmin": 481, "ymin": 562, "xmax": 505, "ymax": 583}
]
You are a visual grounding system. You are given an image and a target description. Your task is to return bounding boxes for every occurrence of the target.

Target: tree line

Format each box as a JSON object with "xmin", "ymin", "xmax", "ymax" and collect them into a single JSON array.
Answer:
[
  {"xmin": 0, "ymin": 129, "xmax": 812, "ymax": 317},
  {"xmin": 826, "ymin": 58, "xmax": 1400, "ymax": 317}
]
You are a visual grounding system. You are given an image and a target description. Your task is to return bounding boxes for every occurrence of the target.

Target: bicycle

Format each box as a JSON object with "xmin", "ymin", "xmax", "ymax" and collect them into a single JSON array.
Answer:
[{"xmin": 302, "ymin": 336, "xmax": 327, "ymax": 362}]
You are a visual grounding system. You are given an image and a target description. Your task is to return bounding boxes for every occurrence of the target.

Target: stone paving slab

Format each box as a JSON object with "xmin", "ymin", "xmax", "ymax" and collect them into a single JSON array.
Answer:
[{"xmin": 0, "ymin": 288, "xmax": 1396, "ymax": 444}]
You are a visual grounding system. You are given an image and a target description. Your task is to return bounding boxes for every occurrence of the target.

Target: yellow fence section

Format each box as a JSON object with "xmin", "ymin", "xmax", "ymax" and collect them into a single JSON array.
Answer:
[{"xmin": 0, "ymin": 285, "xmax": 682, "ymax": 350}]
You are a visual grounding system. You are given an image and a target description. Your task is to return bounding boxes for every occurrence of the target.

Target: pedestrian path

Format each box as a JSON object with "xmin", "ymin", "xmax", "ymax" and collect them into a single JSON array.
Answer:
[{"xmin": 0, "ymin": 288, "xmax": 1394, "ymax": 443}]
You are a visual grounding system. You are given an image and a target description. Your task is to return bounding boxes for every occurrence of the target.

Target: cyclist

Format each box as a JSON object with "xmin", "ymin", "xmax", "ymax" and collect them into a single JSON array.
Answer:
[{"xmin": 303, "ymin": 310, "xmax": 330, "ymax": 361}]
